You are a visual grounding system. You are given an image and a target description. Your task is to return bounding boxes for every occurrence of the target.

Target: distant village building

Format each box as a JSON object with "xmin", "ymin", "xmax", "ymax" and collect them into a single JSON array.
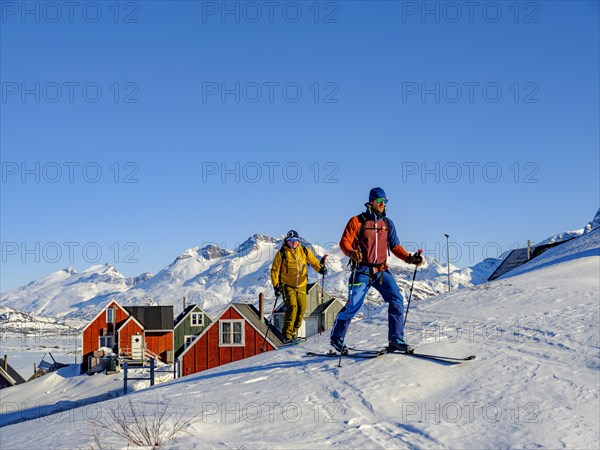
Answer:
[
  {"xmin": 173, "ymin": 304, "xmax": 212, "ymax": 358},
  {"xmin": 178, "ymin": 297, "xmax": 283, "ymax": 377},
  {"xmin": 81, "ymin": 288, "xmax": 340, "ymax": 379},
  {"xmin": 81, "ymin": 301, "xmax": 174, "ymax": 371},
  {"xmin": 120, "ymin": 306, "xmax": 175, "ymax": 363},
  {"xmin": 488, "ymin": 238, "xmax": 576, "ymax": 281},
  {"xmin": 28, "ymin": 353, "xmax": 69, "ymax": 381}
]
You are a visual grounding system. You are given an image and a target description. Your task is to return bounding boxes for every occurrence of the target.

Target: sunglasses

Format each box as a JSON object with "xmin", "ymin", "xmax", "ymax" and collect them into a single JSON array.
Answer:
[{"xmin": 375, "ymin": 198, "xmax": 388, "ymax": 204}]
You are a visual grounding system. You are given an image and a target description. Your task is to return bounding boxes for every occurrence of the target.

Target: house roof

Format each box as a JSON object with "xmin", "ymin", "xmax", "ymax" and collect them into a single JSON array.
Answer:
[
  {"xmin": 116, "ymin": 314, "xmax": 144, "ymax": 333},
  {"xmin": 232, "ymin": 303, "xmax": 284, "ymax": 347},
  {"xmin": 308, "ymin": 298, "xmax": 343, "ymax": 317},
  {"xmin": 174, "ymin": 304, "xmax": 205, "ymax": 327},
  {"xmin": 488, "ymin": 248, "xmax": 530, "ymax": 281},
  {"xmin": 36, "ymin": 353, "xmax": 69, "ymax": 373},
  {"xmin": 124, "ymin": 306, "xmax": 174, "ymax": 330},
  {"xmin": 488, "ymin": 238, "xmax": 575, "ymax": 281},
  {"xmin": 0, "ymin": 360, "xmax": 26, "ymax": 386}
]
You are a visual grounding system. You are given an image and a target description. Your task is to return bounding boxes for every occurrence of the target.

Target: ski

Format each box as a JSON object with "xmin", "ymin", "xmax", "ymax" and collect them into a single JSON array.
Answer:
[
  {"xmin": 348, "ymin": 347, "xmax": 476, "ymax": 363},
  {"xmin": 306, "ymin": 349, "xmax": 386, "ymax": 359},
  {"xmin": 386, "ymin": 348, "xmax": 475, "ymax": 363}
]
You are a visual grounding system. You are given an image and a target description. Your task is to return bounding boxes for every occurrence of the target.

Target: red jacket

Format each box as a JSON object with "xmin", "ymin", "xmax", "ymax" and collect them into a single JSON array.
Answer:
[{"xmin": 340, "ymin": 211, "xmax": 410, "ymax": 268}]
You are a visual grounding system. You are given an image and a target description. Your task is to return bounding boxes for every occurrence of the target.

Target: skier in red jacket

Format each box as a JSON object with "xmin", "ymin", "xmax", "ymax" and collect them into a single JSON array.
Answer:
[{"xmin": 331, "ymin": 187, "xmax": 423, "ymax": 355}]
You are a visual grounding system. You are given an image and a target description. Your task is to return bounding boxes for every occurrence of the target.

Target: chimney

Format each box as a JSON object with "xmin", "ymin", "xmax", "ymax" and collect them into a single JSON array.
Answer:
[
  {"xmin": 3, "ymin": 355, "xmax": 7, "ymax": 371},
  {"xmin": 259, "ymin": 292, "xmax": 265, "ymax": 322},
  {"xmin": 183, "ymin": 296, "xmax": 187, "ymax": 310},
  {"xmin": 527, "ymin": 240, "xmax": 531, "ymax": 260}
]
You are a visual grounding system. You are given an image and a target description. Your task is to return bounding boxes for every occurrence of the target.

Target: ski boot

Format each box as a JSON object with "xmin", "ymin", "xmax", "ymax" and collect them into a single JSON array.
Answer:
[
  {"xmin": 330, "ymin": 338, "xmax": 348, "ymax": 355},
  {"xmin": 388, "ymin": 338, "xmax": 412, "ymax": 353}
]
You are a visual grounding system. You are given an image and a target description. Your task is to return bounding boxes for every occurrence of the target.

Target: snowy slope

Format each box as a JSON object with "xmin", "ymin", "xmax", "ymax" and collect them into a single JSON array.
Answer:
[
  {"xmin": 0, "ymin": 362, "xmax": 176, "ymax": 427},
  {"xmin": 0, "ymin": 364, "xmax": 123, "ymax": 427},
  {"xmin": 1, "ymin": 229, "xmax": 598, "ymax": 449}
]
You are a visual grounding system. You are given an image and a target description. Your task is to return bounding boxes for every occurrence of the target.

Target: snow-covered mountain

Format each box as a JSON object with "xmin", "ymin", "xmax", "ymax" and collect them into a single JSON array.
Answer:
[
  {"xmin": 0, "ymin": 264, "xmax": 151, "ymax": 319},
  {"xmin": 0, "ymin": 306, "xmax": 78, "ymax": 334},
  {"xmin": 2, "ymin": 207, "xmax": 597, "ymax": 322},
  {"xmin": 535, "ymin": 207, "xmax": 599, "ymax": 246},
  {"xmin": 584, "ymin": 207, "xmax": 600, "ymax": 234},
  {"xmin": 0, "ymin": 234, "xmax": 493, "ymax": 321}
]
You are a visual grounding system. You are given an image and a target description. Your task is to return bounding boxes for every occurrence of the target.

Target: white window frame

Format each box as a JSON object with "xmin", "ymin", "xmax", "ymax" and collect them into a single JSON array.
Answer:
[
  {"xmin": 219, "ymin": 320, "xmax": 245, "ymax": 347},
  {"xmin": 99, "ymin": 335, "xmax": 114, "ymax": 349},
  {"xmin": 190, "ymin": 312, "xmax": 204, "ymax": 327},
  {"xmin": 106, "ymin": 307, "xmax": 116, "ymax": 324},
  {"xmin": 184, "ymin": 335, "xmax": 196, "ymax": 349}
]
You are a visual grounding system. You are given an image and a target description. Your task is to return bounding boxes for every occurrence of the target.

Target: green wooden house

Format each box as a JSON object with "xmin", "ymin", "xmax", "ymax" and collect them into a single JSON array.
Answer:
[{"xmin": 174, "ymin": 304, "xmax": 212, "ymax": 358}]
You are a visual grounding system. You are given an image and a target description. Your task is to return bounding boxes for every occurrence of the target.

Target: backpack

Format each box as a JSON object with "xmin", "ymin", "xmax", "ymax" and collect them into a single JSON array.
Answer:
[{"xmin": 357, "ymin": 213, "xmax": 391, "ymax": 255}]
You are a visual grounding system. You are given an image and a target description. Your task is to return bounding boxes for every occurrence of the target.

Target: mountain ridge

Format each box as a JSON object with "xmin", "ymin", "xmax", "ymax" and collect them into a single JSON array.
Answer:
[{"xmin": 2, "ymin": 208, "xmax": 597, "ymax": 322}]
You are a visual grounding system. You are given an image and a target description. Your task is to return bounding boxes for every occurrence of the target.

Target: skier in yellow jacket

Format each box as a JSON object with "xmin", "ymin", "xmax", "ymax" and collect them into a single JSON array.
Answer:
[{"xmin": 270, "ymin": 230, "xmax": 327, "ymax": 343}]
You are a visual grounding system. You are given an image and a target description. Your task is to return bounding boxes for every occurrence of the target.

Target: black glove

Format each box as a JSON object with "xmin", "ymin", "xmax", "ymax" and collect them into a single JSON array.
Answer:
[
  {"xmin": 318, "ymin": 266, "xmax": 328, "ymax": 276},
  {"xmin": 274, "ymin": 284, "xmax": 283, "ymax": 297},
  {"xmin": 349, "ymin": 249, "xmax": 362, "ymax": 264},
  {"xmin": 407, "ymin": 253, "xmax": 424, "ymax": 266}
]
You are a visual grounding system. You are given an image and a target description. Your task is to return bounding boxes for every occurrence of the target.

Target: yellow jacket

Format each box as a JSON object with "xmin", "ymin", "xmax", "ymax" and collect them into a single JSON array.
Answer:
[{"xmin": 270, "ymin": 244, "xmax": 323, "ymax": 289}]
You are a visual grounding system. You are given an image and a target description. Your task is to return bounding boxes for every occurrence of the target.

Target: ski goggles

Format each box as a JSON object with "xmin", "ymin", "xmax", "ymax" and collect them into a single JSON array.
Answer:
[{"xmin": 375, "ymin": 197, "xmax": 388, "ymax": 204}]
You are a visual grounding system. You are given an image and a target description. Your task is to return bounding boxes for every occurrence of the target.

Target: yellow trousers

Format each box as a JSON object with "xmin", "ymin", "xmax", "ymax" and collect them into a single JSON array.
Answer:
[{"xmin": 282, "ymin": 285, "xmax": 307, "ymax": 339}]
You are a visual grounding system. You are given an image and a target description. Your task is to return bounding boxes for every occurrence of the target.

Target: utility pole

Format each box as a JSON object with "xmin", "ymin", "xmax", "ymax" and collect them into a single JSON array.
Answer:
[{"xmin": 444, "ymin": 234, "xmax": 451, "ymax": 292}]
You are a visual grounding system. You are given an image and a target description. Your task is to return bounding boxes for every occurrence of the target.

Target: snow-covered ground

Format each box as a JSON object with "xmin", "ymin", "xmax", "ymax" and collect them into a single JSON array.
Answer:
[
  {"xmin": 0, "ymin": 360, "xmax": 177, "ymax": 427},
  {"xmin": 1, "ymin": 229, "xmax": 598, "ymax": 448},
  {"xmin": 0, "ymin": 364, "xmax": 123, "ymax": 427}
]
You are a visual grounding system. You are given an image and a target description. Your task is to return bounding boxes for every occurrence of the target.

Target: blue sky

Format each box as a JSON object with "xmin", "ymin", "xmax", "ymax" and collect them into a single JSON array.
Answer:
[{"xmin": 1, "ymin": 0, "xmax": 599, "ymax": 291}]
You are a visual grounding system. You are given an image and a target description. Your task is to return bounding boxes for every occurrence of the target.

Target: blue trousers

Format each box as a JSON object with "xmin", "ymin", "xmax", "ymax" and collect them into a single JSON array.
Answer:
[{"xmin": 331, "ymin": 267, "xmax": 405, "ymax": 342}]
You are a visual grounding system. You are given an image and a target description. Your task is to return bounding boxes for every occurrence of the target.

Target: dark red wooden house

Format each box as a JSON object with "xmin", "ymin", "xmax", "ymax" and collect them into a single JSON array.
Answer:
[
  {"xmin": 81, "ymin": 301, "xmax": 174, "ymax": 370},
  {"xmin": 120, "ymin": 306, "xmax": 174, "ymax": 364},
  {"xmin": 178, "ymin": 301, "xmax": 284, "ymax": 377},
  {"xmin": 81, "ymin": 300, "xmax": 130, "ymax": 369}
]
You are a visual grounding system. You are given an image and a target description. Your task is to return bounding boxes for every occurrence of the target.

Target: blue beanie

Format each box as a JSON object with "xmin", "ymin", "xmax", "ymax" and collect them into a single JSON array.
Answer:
[
  {"xmin": 285, "ymin": 230, "xmax": 300, "ymax": 241},
  {"xmin": 369, "ymin": 187, "xmax": 387, "ymax": 201}
]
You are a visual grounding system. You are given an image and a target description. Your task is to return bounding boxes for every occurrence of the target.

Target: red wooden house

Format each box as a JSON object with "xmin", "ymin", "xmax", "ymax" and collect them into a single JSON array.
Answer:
[
  {"xmin": 81, "ymin": 301, "xmax": 174, "ymax": 370},
  {"xmin": 178, "ymin": 300, "xmax": 284, "ymax": 377},
  {"xmin": 119, "ymin": 306, "xmax": 174, "ymax": 364},
  {"xmin": 82, "ymin": 300, "xmax": 129, "ymax": 369}
]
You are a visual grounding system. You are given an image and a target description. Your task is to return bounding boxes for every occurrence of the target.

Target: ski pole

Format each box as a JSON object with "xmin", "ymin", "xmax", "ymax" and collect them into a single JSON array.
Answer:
[
  {"xmin": 319, "ymin": 255, "xmax": 328, "ymax": 335},
  {"xmin": 261, "ymin": 289, "xmax": 282, "ymax": 353},
  {"xmin": 338, "ymin": 263, "xmax": 357, "ymax": 368},
  {"xmin": 403, "ymin": 250, "xmax": 423, "ymax": 328}
]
